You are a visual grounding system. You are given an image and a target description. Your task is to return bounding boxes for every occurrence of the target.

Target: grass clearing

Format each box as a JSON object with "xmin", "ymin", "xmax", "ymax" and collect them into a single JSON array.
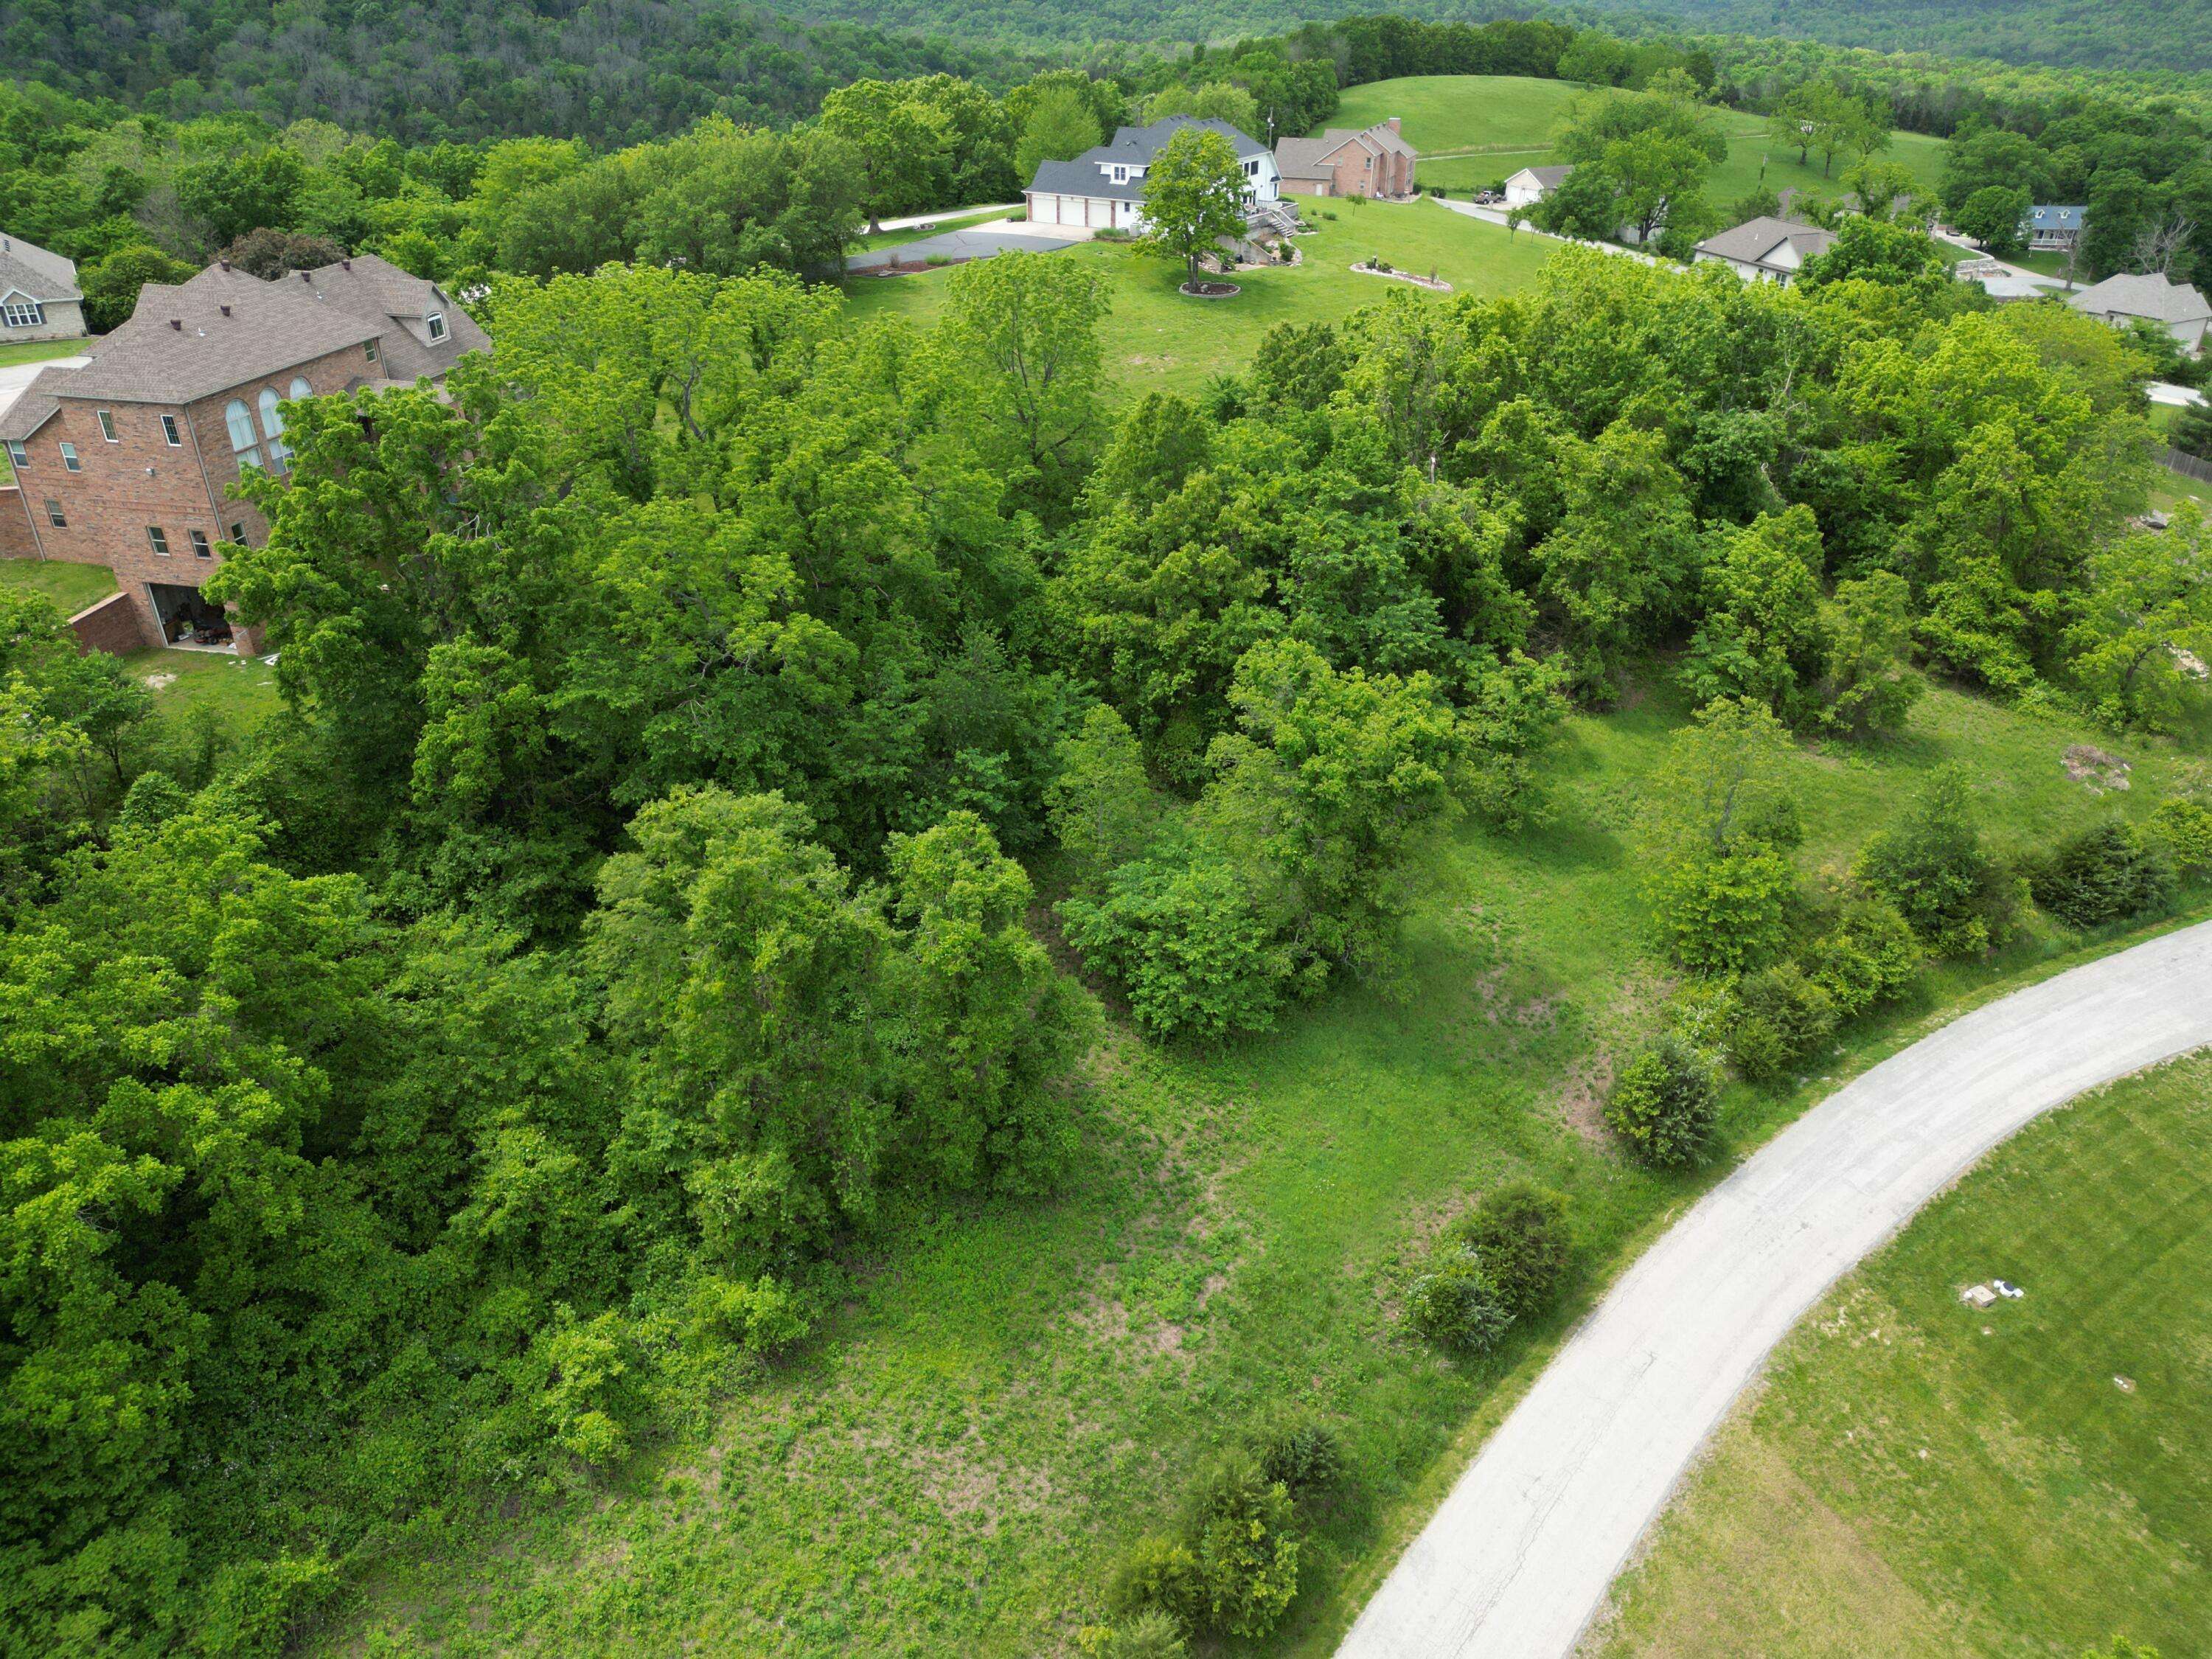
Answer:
[
  {"xmin": 1332, "ymin": 75, "xmax": 1945, "ymax": 217},
  {"xmin": 0, "ymin": 554, "xmax": 116, "ymax": 616},
  {"xmin": 122, "ymin": 645, "xmax": 282, "ymax": 737},
  {"xmin": 313, "ymin": 667, "xmax": 2211, "ymax": 1658},
  {"xmin": 0, "ymin": 336, "xmax": 86, "ymax": 368},
  {"xmin": 842, "ymin": 198, "xmax": 1555, "ymax": 397},
  {"xmin": 1591, "ymin": 1049, "xmax": 2212, "ymax": 1659}
]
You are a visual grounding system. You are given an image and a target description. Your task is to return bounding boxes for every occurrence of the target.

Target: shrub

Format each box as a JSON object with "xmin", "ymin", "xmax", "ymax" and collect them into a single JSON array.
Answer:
[
  {"xmin": 2146, "ymin": 796, "xmax": 2212, "ymax": 877},
  {"xmin": 1452, "ymin": 1180, "xmax": 1571, "ymax": 1318},
  {"xmin": 1647, "ymin": 847, "xmax": 1799, "ymax": 974},
  {"xmin": 1854, "ymin": 768, "xmax": 2018, "ymax": 956},
  {"xmin": 1248, "ymin": 1408, "xmax": 1346, "ymax": 1498},
  {"xmin": 1405, "ymin": 1245, "xmax": 1512, "ymax": 1356},
  {"xmin": 1802, "ymin": 899, "xmax": 1922, "ymax": 1018},
  {"xmin": 1606, "ymin": 1034, "xmax": 1721, "ymax": 1169},
  {"xmin": 2031, "ymin": 821, "xmax": 2177, "ymax": 928},
  {"xmin": 1180, "ymin": 1453, "xmax": 1302, "ymax": 1638},
  {"xmin": 1078, "ymin": 1610, "xmax": 1189, "ymax": 1658},
  {"xmin": 1058, "ymin": 838, "xmax": 1301, "ymax": 1040},
  {"xmin": 1110, "ymin": 1534, "xmax": 1199, "ymax": 1623},
  {"xmin": 1726, "ymin": 961, "xmax": 1839, "ymax": 1082}
]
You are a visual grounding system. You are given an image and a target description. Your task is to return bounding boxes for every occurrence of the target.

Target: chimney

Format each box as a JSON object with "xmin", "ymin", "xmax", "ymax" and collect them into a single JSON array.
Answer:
[
  {"xmin": 170, "ymin": 318, "xmax": 182, "ymax": 330},
  {"xmin": 1388, "ymin": 116, "xmax": 1401, "ymax": 133}
]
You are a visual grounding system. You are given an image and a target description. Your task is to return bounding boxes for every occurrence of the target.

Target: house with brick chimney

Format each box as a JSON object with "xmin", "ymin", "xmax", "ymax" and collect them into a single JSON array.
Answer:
[
  {"xmin": 1273, "ymin": 118, "xmax": 1418, "ymax": 200},
  {"xmin": 0, "ymin": 253, "xmax": 486, "ymax": 655}
]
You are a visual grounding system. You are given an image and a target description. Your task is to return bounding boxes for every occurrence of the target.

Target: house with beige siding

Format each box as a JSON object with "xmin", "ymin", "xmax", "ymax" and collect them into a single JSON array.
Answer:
[{"xmin": 0, "ymin": 232, "xmax": 87, "ymax": 342}]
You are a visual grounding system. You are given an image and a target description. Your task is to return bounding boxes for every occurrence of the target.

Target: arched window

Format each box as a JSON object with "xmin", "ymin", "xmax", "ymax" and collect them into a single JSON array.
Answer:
[
  {"xmin": 225, "ymin": 398, "xmax": 260, "ymax": 470},
  {"xmin": 257, "ymin": 388, "xmax": 288, "ymax": 476},
  {"xmin": 289, "ymin": 377, "xmax": 311, "ymax": 400}
]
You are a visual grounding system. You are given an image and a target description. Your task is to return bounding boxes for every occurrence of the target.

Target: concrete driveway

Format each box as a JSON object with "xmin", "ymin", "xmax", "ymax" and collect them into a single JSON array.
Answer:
[
  {"xmin": 1339, "ymin": 918, "xmax": 2212, "ymax": 1659},
  {"xmin": 0, "ymin": 352, "xmax": 88, "ymax": 422},
  {"xmin": 846, "ymin": 227, "xmax": 1078, "ymax": 274},
  {"xmin": 2150, "ymin": 380, "xmax": 2206, "ymax": 408},
  {"xmin": 1428, "ymin": 196, "xmax": 1659, "ymax": 265}
]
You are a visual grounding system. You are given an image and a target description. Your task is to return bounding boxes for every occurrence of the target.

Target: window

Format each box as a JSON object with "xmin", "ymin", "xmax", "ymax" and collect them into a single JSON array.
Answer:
[
  {"xmin": 147, "ymin": 526, "xmax": 170, "ymax": 557},
  {"xmin": 364, "ymin": 338, "xmax": 380, "ymax": 364},
  {"xmin": 257, "ymin": 388, "xmax": 289, "ymax": 476},
  {"xmin": 97, "ymin": 410, "xmax": 118, "ymax": 442},
  {"xmin": 289, "ymin": 377, "xmax": 311, "ymax": 400},
  {"xmin": 44, "ymin": 498, "xmax": 64, "ymax": 527},
  {"xmin": 224, "ymin": 398, "xmax": 260, "ymax": 470},
  {"xmin": 229, "ymin": 521, "xmax": 246, "ymax": 544},
  {"xmin": 189, "ymin": 529, "xmax": 212, "ymax": 559},
  {"xmin": 58, "ymin": 442, "xmax": 79, "ymax": 471},
  {"xmin": 425, "ymin": 310, "xmax": 448, "ymax": 342},
  {"xmin": 4, "ymin": 440, "xmax": 24, "ymax": 469},
  {"xmin": 160, "ymin": 414, "xmax": 181, "ymax": 447},
  {"xmin": 3, "ymin": 299, "xmax": 44, "ymax": 328}
]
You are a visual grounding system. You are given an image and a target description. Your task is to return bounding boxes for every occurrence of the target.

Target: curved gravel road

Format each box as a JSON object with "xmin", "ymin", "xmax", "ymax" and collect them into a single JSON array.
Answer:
[{"xmin": 1339, "ymin": 918, "xmax": 2212, "ymax": 1659}]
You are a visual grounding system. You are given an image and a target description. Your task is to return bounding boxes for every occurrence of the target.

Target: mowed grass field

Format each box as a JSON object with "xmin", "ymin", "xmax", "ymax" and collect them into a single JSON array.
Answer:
[
  {"xmin": 1328, "ymin": 75, "xmax": 1947, "ymax": 213},
  {"xmin": 317, "ymin": 668, "xmax": 2212, "ymax": 1659},
  {"xmin": 842, "ymin": 198, "xmax": 1555, "ymax": 397},
  {"xmin": 0, "ymin": 553, "xmax": 116, "ymax": 615},
  {"xmin": 1591, "ymin": 1049, "xmax": 2212, "ymax": 1659}
]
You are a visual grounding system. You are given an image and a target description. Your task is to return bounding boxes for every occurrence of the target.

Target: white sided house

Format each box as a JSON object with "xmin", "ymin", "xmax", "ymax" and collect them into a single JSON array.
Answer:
[
  {"xmin": 1691, "ymin": 215, "xmax": 1838, "ymax": 285},
  {"xmin": 1024, "ymin": 117, "xmax": 1280, "ymax": 234},
  {"xmin": 2067, "ymin": 271, "xmax": 2212, "ymax": 353},
  {"xmin": 1502, "ymin": 164, "xmax": 1573, "ymax": 209},
  {"xmin": 0, "ymin": 232, "xmax": 88, "ymax": 342}
]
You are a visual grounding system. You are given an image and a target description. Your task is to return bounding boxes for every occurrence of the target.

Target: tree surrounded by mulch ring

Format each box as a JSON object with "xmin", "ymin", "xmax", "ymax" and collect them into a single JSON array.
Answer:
[{"xmin": 1180, "ymin": 279, "xmax": 1241, "ymax": 298}]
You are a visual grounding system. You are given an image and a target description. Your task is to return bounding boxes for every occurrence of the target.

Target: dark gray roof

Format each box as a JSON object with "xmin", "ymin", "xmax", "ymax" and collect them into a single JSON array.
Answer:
[
  {"xmin": 0, "ymin": 365, "xmax": 73, "ymax": 442},
  {"xmin": 1027, "ymin": 158, "xmax": 1146, "ymax": 203},
  {"xmin": 1100, "ymin": 116, "xmax": 1267, "ymax": 164},
  {"xmin": 58, "ymin": 265, "xmax": 380, "ymax": 406},
  {"xmin": 1273, "ymin": 136, "xmax": 1340, "ymax": 181},
  {"xmin": 1693, "ymin": 215, "xmax": 1837, "ymax": 269},
  {"xmin": 2067, "ymin": 271, "xmax": 2212, "ymax": 323},
  {"xmin": 0, "ymin": 232, "xmax": 79, "ymax": 302}
]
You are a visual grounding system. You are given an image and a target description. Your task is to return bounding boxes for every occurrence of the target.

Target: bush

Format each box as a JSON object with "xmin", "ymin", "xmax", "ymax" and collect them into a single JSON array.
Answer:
[
  {"xmin": 1451, "ymin": 1180, "xmax": 1571, "ymax": 1318},
  {"xmin": 1059, "ymin": 838, "xmax": 1301, "ymax": 1040},
  {"xmin": 2146, "ymin": 796, "xmax": 2212, "ymax": 877},
  {"xmin": 1110, "ymin": 1534, "xmax": 1199, "ymax": 1624},
  {"xmin": 2031, "ymin": 820, "xmax": 2177, "ymax": 928},
  {"xmin": 1248, "ymin": 1408, "xmax": 1345, "ymax": 1498},
  {"xmin": 1606, "ymin": 1034, "xmax": 1721, "ymax": 1169},
  {"xmin": 1854, "ymin": 769, "xmax": 2018, "ymax": 957},
  {"xmin": 1726, "ymin": 961, "xmax": 1839, "ymax": 1082},
  {"xmin": 1181, "ymin": 1453, "xmax": 1302, "ymax": 1638},
  {"xmin": 1405, "ymin": 1245, "xmax": 1512, "ymax": 1356},
  {"xmin": 1647, "ymin": 848, "xmax": 1799, "ymax": 975},
  {"xmin": 1802, "ymin": 899, "xmax": 1923, "ymax": 1019},
  {"xmin": 1078, "ymin": 1610, "xmax": 1189, "ymax": 1658}
]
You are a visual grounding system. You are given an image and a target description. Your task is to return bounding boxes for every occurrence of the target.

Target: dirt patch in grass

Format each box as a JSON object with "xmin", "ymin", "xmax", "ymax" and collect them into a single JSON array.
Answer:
[{"xmin": 2062, "ymin": 743, "xmax": 2132, "ymax": 792}]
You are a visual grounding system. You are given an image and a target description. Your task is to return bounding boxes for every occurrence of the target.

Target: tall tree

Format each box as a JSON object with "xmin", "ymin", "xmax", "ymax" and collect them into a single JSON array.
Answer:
[{"xmin": 1141, "ymin": 125, "xmax": 1250, "ymax": 289}]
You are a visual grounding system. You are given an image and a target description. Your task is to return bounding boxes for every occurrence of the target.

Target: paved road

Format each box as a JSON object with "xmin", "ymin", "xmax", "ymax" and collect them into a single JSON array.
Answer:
[
  {"xmin": 1429, "ymin": 196, "xmax": 1659, "ymax": 265},
  {"xmin": 868, "ymin": 203, "xmax": 1021, "ymax": 233},
  {"xmin": 0, "ymin": 353, "xmax": 88, "ymax": 422},
  {"xmin": 1339, "ymin": 919, "xmax": 2212, "ymax": 1659},
  {"xmin": 2150, "ymin": 380, "xmax": 2206, "ymax": 408}
]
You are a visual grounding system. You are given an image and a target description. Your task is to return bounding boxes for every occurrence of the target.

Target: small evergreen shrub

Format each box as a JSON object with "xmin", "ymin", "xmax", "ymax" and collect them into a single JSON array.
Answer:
[
  {"xmin": 2031, "ymin": 821, "xmax": 2177, "ymax": 928},
  {"xmin": 1405, "ymin": 1245, "xmax": 1512, "ymax": 1356},
  {"xmin": 1248, "ymin": 1408, "xmax": 1345, "ymax": 1498},
  {"xmin": 1606, "ymin": 1034, "xmax": 1721, "ymax": 1169},
  {"xmin": 1726, "ymin": 961, "xmax": 1839, "ymax": 1082},
  {"xmin": 1110, "ymin": 1453, "xmax": 1303, "ymax": 1641},
  {"xmin": 1854, "ymin": 769, "xmax": 2018, "ymax": 956},
  {"xmin": 1451, "ymin": 1180, "xmax": 1571, "ymax": 1318},
  {"xmin": 1077, "ymin": 1609, "xmax": 1188, "ymax": 1658}
]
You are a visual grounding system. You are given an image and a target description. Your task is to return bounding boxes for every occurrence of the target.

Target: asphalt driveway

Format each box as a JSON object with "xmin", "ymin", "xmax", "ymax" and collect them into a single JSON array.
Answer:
[
  {"xmin": 846, "ymin": 228, "xmax": 1078, "ymax": 274},
  {"xmin": 1339, "ymin": 918, "xmax": 2212, "ymax": 1658}
]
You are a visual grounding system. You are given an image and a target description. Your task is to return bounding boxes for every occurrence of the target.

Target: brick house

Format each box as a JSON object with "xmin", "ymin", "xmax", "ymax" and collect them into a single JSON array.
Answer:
[
  {"xmin": 0, "ymin": 254, "xmax": 487, "ymax": 655},
  {"xmin": 0, "ymin": 232, "xmax": 86, "ymax": 341},
  {"xmin": 1273, "ymin": 119, "xmax": 1419, "ymax": 200}
]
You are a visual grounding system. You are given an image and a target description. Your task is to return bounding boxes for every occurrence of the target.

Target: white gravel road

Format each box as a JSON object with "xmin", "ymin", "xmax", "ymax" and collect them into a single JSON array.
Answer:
[{"xmin": 1339, "ymin": 918, "xmax": 2212, "ymax": 1659}]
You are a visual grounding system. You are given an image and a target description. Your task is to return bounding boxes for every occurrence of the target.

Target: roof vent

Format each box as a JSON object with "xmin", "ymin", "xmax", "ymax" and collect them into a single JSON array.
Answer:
[
  {"xmin": 218, "ymin": 259, "xmax": 231, "ymax": 272},
  {"xmin": 341, "ymin": 258, "xmax": 352, "ymax": 271},
  {"xmin": 220, "ymin": 304, "xmax": 231, "ymax": 316},
  {"xmin": 170, "ymin": 318, "xmax": 182, "ymax": 330},
  {"xmin": 299, "ymin": 271, "xmax": 311, "ymax": 282}
]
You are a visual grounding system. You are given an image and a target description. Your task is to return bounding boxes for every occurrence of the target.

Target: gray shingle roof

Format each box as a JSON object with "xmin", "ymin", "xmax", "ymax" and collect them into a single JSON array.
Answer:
[
  {"xmin": 60, "ymin": 264, "xmax": 380, "ymax": 405},
  {"xmin": 0, "ymin": 365, "xmax": 74, "ymax": 442},
  {"xmin": 1027, "ymin": 159, "xmax": 1146, "ymax": 202},
  {"xmin": 1693, "ymin": 215, "xmax": 1837, "ymax": 270},
  {"xmin": 1028, "ymin": 116, "xmax": 1269, "ymax": 199},
  {"xmin": 293, "ymin": 254, "xmax": 489, "ymax": 382},
  {"xmin": 1273, "ymin": 136, "xmax": 1340, "ymax": 181},
  {"xmin": 0, "ymin": 232, "xmax": 80, "ymax": 302},
  {"xmin": 2026, "ymin": 204, "xmax": 2087, "ymax": 234},
  {"xmin": 2067, "ymin": 271, "xmax": 2212, "ymax": 324},
  {"xmin": 1509, "ymin": 164, "xmax": 1576, "ymax": 189}
]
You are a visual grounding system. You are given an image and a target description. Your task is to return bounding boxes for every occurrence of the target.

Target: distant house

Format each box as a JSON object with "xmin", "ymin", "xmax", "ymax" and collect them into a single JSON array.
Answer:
[
  {"xmin": 1691, "ymin": 215, "xmax": 1839, "ymax": 285},
  {"xmin": 0, "ymin": 232, "xmax": 87, "ymax": 342},
  {"xmin": 1274, "ymin": 118, "xmax": 1417, "ymax": 199},
  {"xmin": 0, "ymin": 254, "xmax": 487, "ymax": 657},
  {"xmin": 1503, "ymin": 164, "xmax": 1573, "ymax": 209},
  {"xmin": 2067, "ymin": 271, "xmax": 2212, "ymax": 352},
  {"xmin": 2022, "ymin": 204, "xmax": 2087, "ymax": 252},
  {"xmin": 1024, "ymin": 117, "xmax": 1280, "ymax": 234}
]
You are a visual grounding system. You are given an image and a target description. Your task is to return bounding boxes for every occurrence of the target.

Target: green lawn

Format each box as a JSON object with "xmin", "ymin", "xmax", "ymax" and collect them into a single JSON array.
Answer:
[
  {"xmin": 843, "ymin": 198, "xmax": 1556, "ymax": 397},
  {"xmin": 0, "ymin": 336, "xmax": 86, "ymax": 368},
  {"xmin": 120, "ymin": 645, "xmax": 282, "ymax": 737},
  {"xmin": 313, "ymin": 667, "xmax": 2212, "ymax": 1658},
  {"xmin": 1330, "ymin": 75, "xmax": 1946, "ymax": 219},
  {"xmin": 0, "ymin": 554, "xmax": 116, "ymax": 616},
  {"xmin": 1591, "ymin": 1048, "xmax": 2212, "ymax": 1659}
]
